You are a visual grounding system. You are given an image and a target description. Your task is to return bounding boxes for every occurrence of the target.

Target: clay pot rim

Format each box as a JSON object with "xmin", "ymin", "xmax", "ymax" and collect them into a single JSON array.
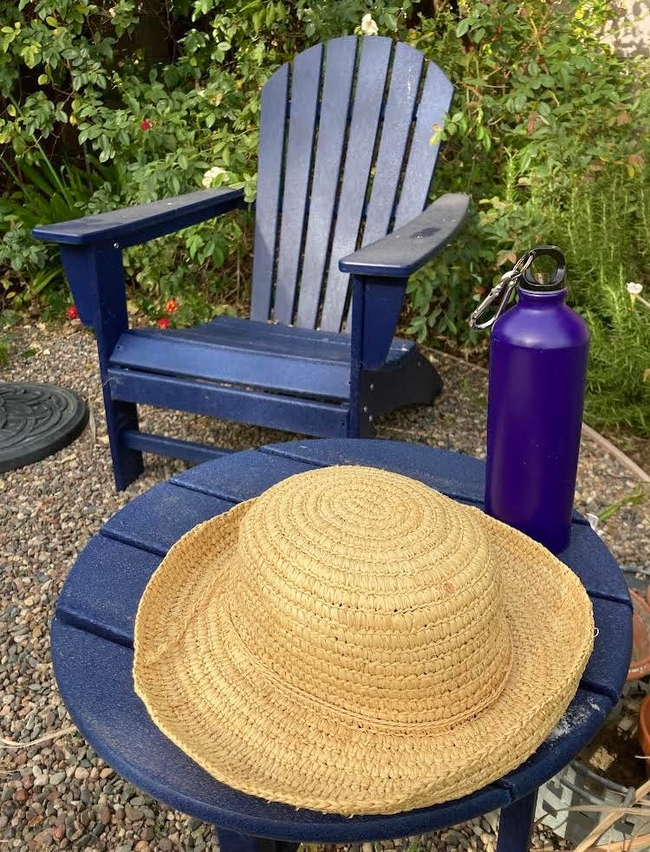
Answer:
[{"xmin": 628, "ymin": 590, "xmax": 650, "ymax": 681}]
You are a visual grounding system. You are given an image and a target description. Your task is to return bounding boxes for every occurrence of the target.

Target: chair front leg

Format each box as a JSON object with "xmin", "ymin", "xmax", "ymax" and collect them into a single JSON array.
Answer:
[
  {"xmin": 348, "ymin": 274, "xmax": 407, "ymax": 438},
  {"xmin": 60, "ymin": 242, "xmax": 143, "ymax": 490}
]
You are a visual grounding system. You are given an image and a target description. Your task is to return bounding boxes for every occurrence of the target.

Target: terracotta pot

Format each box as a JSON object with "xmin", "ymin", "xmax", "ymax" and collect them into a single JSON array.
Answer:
[
  {"xmin": 638, "ymin": 694, "xmax": 650, "ymax": 776},
  {"xmin": 627, "ymin": 590, "xmax": 650, "ymax": 680}
]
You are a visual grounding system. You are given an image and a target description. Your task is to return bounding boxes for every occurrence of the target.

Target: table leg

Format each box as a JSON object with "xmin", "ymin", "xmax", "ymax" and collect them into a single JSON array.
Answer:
[
  {"xmin": 216, "ymin": 827, "xmax": 300, "ymax": 852},
  {"xmin": 496, "ymin": 790, "xmax": 537, "ymax": 852}
]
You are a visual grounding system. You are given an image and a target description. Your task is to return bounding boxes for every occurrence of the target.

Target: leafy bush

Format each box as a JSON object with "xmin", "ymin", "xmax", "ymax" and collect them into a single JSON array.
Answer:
[
  {"xmin": 546, "ymin": 174, "xmax": 650, "ymax": 434},
  {"xmin": 0, "ymin": 0, "xmax": 413, "ymax": 319},
  {"xmin": 0, "ymin": 142, "xmax": 119, "ymax": 308},
  {"xmin": 405, "ymin": 0, "xmax": 649, "ymax": 336}
]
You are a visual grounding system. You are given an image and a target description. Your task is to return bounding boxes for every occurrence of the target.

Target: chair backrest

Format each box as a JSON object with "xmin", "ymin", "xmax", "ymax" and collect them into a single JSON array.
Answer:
[{"xmin": 250, "ymin": 35, "xmax": 453, "ymax": 333}]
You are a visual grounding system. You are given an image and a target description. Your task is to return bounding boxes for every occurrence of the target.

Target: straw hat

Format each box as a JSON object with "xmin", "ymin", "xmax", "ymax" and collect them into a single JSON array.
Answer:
[{"xmin": 133, "ymin": 465, "xmax": 594, "ymax": 815}]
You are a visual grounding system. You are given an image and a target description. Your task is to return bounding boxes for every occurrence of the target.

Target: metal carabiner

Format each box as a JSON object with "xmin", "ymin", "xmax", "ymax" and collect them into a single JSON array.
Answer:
[
  {"xmin": 468, "ymin": 270, "xmax": 520, "ymax": 331},
  {"xmin": 468, "ymin": 252, "xmax": 536, "ymax": 331}
]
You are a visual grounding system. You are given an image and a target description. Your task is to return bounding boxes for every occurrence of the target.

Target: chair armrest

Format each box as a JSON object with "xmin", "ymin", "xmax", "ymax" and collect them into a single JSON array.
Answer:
[
  {"xmin": 32, "ymin": 187, "xmax": 247, "ymax": 249},
  {"xmin": 339, "ymin": 193, "xmax": 469, "ymax": 278}
]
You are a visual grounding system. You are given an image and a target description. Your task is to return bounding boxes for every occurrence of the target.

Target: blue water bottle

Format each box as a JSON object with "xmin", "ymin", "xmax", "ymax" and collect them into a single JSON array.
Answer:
[{"xmin": 470, "ymin": 246, "xmax": 590, "ymax": 554}]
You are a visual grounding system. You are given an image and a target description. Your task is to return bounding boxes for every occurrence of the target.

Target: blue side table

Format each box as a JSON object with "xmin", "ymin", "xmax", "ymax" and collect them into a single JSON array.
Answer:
[{"xmin": 51, "ymin": 439, "xmax": 632, "ymax": 852}]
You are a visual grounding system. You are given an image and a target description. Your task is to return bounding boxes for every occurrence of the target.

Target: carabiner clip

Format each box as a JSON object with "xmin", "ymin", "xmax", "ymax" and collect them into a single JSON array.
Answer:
[
  {"xmin": 468, "ymin": 270, "xmax": 519, "ymax": 331},
  {"xmin": 468, "ymin": 251, "xmax": 537, "ymax": 331}
]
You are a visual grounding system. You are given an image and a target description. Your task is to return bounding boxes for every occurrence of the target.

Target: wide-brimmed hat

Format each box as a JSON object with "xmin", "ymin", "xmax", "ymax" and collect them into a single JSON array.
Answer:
[{"xmin": 133, "ymin": 465, "xmax": 594, "ymax": 816}]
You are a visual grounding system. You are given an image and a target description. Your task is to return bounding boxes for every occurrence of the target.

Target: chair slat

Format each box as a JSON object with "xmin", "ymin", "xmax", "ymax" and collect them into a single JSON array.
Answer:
[
  {"xmin": 295, "ymin": 37, "xmax": 358, "ymax": 330},
  {"xmin": 207, "ymin": 316, "xmax": 414, "ymax": 366},
  {"xmin": 250, "ymin": 63, "xmax": 289, "ymax": 321},
  {"xmin": 110, "ymin": 370, "xmax": 350, "ymax": 436},
  {"xmin": 273, "ymin": 43, "xmax": 323, "ymax": 325},
  {"xmin": 319, "ymin": 37, "xmax": 393, "ymax": 332},
  {"xmin": 394, "ymin": 60, "xmax": 453, "ymax": 227},
  {"xmin": 110, "ymin": 330, "xmax": 352, "ymax": 399},
  {"xmin": 118, "ymin": 324, "xmax": 352, "ymax": 362},
  {"xmin": 362, "ymin": 42, "xmax": 424, "ymax": 246},
  {"xmin": 205, "ymin": 315, "xmax": 354, "ymax": 349},
  {"xmin": 117, "ymin": 321, "xmax": 414, "ymax": 362}
]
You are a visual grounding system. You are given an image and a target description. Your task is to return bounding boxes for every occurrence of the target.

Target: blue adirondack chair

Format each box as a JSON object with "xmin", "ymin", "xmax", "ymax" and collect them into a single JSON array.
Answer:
[{"xmin": 33, "ymin": 36, "xmax": 469, "ymax": 490}]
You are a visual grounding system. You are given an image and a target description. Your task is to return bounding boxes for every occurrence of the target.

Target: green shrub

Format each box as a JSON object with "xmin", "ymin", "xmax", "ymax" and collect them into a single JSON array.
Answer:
[
  {"xmin": 0, "ymin": 0, "xmax": 413, "ymax": 318},
  {"xmin": 0, "ymin": 142, "xmax": 119, "ymax": 309},
  {"xmin": 404, "ymin": 0, "xmax": 649, "ymax": 335},
  {"xmin": 546, "ymin": 173, "xmax": 650, "ymax": 434}
]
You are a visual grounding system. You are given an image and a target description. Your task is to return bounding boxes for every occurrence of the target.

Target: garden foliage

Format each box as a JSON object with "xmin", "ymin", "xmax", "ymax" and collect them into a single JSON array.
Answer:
[{"xmin": 0, "ymin": 0, "xmax": 648, "ymax": 432}]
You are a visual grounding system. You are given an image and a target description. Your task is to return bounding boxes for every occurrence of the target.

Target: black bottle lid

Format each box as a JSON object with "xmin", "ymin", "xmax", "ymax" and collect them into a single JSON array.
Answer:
[{"xmin": 521, "ymin": 245, "xmax": 566, "ymax": 292}]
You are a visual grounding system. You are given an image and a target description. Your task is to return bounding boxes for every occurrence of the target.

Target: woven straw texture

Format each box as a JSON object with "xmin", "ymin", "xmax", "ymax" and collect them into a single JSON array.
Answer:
[{"xmin": 133, "ymin": 465, "xmax": 594, "ymax": 816}]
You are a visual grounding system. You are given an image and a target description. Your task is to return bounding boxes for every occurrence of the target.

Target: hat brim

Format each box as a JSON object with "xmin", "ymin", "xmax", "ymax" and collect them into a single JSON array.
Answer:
[{"xmin": 134, "ymin": 498, "xmax": 593, "ymax": 816}]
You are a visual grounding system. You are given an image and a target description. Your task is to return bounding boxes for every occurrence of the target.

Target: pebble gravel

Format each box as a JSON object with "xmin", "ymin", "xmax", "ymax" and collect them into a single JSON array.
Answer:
[{"xmin": 0, "ymin": 321, "xmax": 647, "ymax": 852}]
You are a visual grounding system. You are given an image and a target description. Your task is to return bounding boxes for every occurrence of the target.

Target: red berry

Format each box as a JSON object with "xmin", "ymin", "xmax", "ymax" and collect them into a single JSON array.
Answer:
[
  {"xmin": 157, "ymin": 316, "xmax": 170, "ymax": 329},
  {"xmin": 141, "ymin": 119, "xmax": 153, "ymax": 131},
  {"xmin": 165, "ymin": 298, "xmax": 179, "ymax": 314},
  {"xmin": 66, "ymin": 305, "xmax": 79, "ymax": 320}
]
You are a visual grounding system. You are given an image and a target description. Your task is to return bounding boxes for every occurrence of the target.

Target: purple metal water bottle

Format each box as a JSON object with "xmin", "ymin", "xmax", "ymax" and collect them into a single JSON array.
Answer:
[{"xmin": 477, "ymin": 246, "xmax": 590, "ymax": 554}]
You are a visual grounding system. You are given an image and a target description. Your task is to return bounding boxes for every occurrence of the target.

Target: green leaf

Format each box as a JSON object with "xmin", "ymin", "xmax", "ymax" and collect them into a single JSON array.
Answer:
[
  {"xmin": 513, "ymin": 92, "xmax": 528, "ymax": 113},
  {"xmin": 383, "ymin": 13, "xmax": 398, "ymax": 30}
]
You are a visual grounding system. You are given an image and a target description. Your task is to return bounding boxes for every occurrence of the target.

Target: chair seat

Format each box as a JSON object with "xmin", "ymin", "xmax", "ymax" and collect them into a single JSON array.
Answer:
[{"xmin": 109, "ymin": 316, "xmax": 416, "ymax": 401}]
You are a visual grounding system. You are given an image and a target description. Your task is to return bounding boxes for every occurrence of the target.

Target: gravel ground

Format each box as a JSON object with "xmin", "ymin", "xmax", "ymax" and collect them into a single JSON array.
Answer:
[{"xmin": 0, "ymin": 320, "xmax": 648, "ymax": 852}]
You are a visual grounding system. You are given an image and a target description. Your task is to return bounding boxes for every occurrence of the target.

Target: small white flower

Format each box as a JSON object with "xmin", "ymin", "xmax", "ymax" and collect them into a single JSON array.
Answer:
[
  {"xmin": 361, "ymin": 13, "xmax": 379, "ymax": 36},
  {"xmin": 202, "ymin": 166, "xmax": 226, "ymax": 188},
  {"xmin": 627, "ymin": 282, "xmax": 643, "ymax": 296}
]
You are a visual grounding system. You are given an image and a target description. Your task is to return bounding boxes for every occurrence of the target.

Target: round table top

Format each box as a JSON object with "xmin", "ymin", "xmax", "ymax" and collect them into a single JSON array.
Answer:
[{"xmin": 51, "ymin": 438, "xmax": 632, "ymax": 843}]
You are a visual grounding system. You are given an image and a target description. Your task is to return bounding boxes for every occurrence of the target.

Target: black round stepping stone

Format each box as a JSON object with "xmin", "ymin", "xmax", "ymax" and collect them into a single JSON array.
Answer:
[{"xmin": 0, "ymin": 382, "xmax": 89, "ymax": 473}]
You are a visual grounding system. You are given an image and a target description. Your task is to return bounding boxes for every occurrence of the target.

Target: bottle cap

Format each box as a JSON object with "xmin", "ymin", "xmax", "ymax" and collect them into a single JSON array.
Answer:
[{"xmin": 520, "ymin": 246, "xmax": 566, "ymax": 292}]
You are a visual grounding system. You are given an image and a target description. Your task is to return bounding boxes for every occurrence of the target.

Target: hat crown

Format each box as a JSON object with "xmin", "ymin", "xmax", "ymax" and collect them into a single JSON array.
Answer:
[{"xmin": 229, "ymin": 466, "xmax": 511, "ymax": 732}]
